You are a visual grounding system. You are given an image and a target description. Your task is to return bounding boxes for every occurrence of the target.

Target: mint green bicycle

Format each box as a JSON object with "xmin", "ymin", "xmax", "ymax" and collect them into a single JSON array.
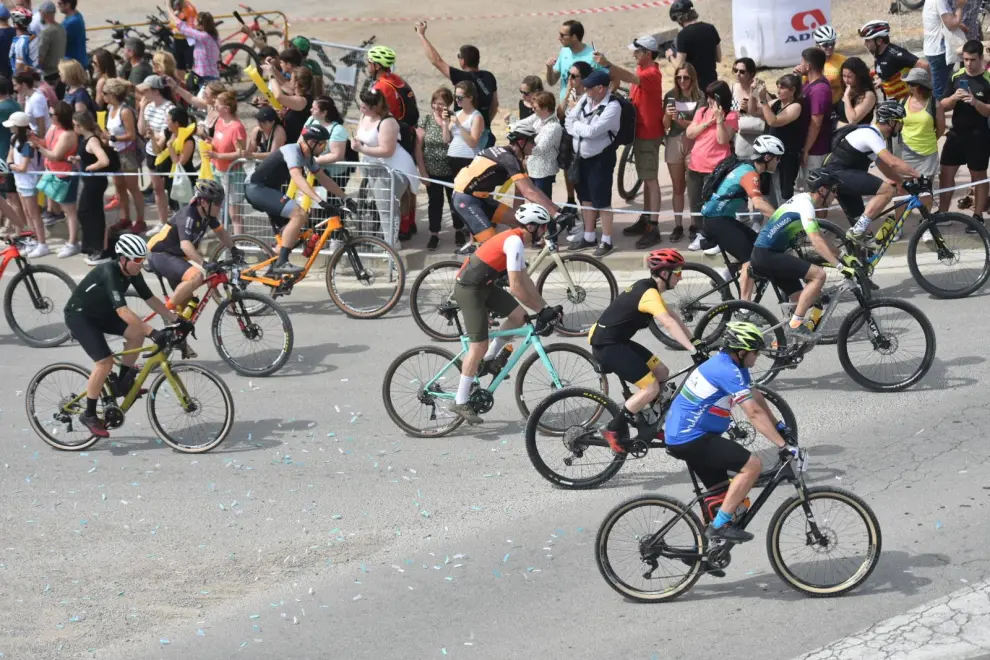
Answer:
[{"xmin": 382, "ymin": 312, "xmax": 607, "ymax": 437}]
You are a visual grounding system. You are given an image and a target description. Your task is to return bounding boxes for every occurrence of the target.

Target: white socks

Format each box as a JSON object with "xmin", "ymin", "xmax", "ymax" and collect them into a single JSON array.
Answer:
[
  {"xmin": 484, "ymin": 338, "xmax": 507, "ymax": 360},
  {"xmin": 601, "ymin": 234, "xmax": 612, "ymax": 245},
  {"xmin": 584, "ymin": 231, "xmax": 596, "ymax": 243},
  {"xmin": 455, "ymin": 375, "xmax": 474, "ymax": 405},
  {"xmin": 852, "ymin": 214, "xmax": 872, "ymax": 234}
]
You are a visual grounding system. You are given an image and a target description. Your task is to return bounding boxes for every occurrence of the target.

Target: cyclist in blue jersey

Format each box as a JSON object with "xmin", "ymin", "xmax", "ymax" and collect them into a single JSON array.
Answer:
[
  {"xmin": 751, "ymin": 169, "xmax": 859, "ymax": 339},
  {"xmin": 664, "ymin": 321, "xmax": 796, "ymax": 543},
  {"xmin": 701, "ymin": 135, "xmax": 783, "ymax": 301}
]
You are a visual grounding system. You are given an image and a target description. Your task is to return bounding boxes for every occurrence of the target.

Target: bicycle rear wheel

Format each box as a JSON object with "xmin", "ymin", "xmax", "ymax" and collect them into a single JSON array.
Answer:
[
  {"xmin": 617, "ymin": 144, "xmax": 642, "ymax": 201},
  {"xmin": 515, "ymin": 344, "xmax": 608, "ymax": 431},
  {"xmin": 650, "ymin": 262, "xmax": 731, "ymax": 350},
  {"xmin": 26, "ymin": 362, "xmax": 106, "ymax": 451},
  {"xmin": 147, "ymin": 364, "xmax": 235, "ymax": 453},
  {"xmin": 793, "ymin": 219, "xmax": 858, "ymax": 345},
  {"xmin": 596, "ymin": 494, "xmax": 706, "ymax": 602},
  {"xmin": 907, "ymin": 212, "xmax": 990, "ymax": 298},
  {"xmin": 325, "ymin": 236, "xmax": 405, "ymax": 318},
  {"xmin": 210, "ymin": 234, "xmax": 278, "ymax": 311},
  {"xmin": 211, "ymin": 290, "xmax": 293, "ymax": 377},
  {"xmin": 4, "ymin": 264, "xmax": 76, "ymax": 347},
  {"xmin": 767, "ymin": 486, "xmax": 882, "ymax": 597},
  {"xmin": 536, "ymin": 254, "xmax": 618, "ymax": 336},
  {"xmin": 692, "ymin": 299, "xmax": 788, "ymax": 386},
  {"xmin": 409, "ymin": 260, "xmax": 463, "ymax": 341},
  {"xmin": 727, "ymin": 385, "xmax": 797, "ymax": 461},
  {"xmin": 836, "ymin": 298, "xmax": 936, "ymax": 391},
  {"xmin": 382, "ymin": 346, "xmax": 466, "ymax": 437},
  {"xmin": 219, "ymin": 42, "xmax": 261, "ymax": 102}
]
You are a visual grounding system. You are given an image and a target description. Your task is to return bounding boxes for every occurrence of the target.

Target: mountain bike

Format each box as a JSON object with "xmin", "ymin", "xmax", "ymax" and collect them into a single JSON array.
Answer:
[
  {"xmin": 219, "ymin": 7, "xmax": 286, "ymax": 102},
  {"xmin": 0, "ymin": 232, "xmax": 76, "ymax": 347},
  {"xmin": 613, "ymin": 88, "xmax": 642, "ymax": 201},
  {"xmin": 210, "ymin": 207, "xmax": 405, "ymax": 319},
  {"xmin": 382, "ymin": 313, "xmax": 607, "ymax": 437},
  {"xmin": 309, "ymin": 36, "xmax": 377, "ymax": 118},
  {"xmin": 409, "ymin": 219, "xmax": 617, "ymax": 339},
  {"xmin": 26, "ymin": 324, "xmax": 235, "ymax": 453},
  {"xmin": 596, "ymin": 438, "xmax": 882, "ymax": 601}
]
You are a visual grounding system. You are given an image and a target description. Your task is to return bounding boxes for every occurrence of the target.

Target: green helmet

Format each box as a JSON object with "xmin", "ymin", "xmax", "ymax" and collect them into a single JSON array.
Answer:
[
  {"xmin": 367, "ymin": 45, "xmax": 396, "ymax": 68},
  {"xmin": 722, "ymin": 321, "xmax": 766, "ymax": 352},
  {"xmin": 290, "ymin": 36, "xmax": 311, "ymax": 56}
]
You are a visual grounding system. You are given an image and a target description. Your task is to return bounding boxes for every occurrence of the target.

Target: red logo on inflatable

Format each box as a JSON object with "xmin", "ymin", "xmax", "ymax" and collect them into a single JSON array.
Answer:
[{"xmin": 791, "ymin": 9, "xmax": 827, "ymax": 31}]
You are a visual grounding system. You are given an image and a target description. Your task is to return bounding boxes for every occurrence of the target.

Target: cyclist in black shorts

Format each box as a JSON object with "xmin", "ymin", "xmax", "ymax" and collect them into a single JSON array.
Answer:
[
  {"xmin": 63, "ymin": 234, "xmax": 187, "ymax": 438},
  {"xmin": 588, "ymin": 248, "xmax": 705, "ymax": 453},
  {"xmin": 245, "ymin": 124, "xmax": 355, "ymax": 275}
]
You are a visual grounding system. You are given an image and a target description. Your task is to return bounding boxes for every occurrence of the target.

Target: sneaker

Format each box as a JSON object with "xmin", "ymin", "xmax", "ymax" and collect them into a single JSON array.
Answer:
[
  {"xmin": 397, "ymin": 231, "xmax": 413, "ymax": 241},
  {"xmin": 43, "ymin": 212, "xmax": 64, "ymax": 228},
  {"xmin": 110, "ymin": 218, "xmax": 133, "ymax": 232},
  {"xmin": 104, "ymin": 195, "xmax": 120, "ymax": 211},
  {"xmin": 85, "ymin": 253, "xmax": 112, "ymax": 266},
  {"xmin": 144, "ymin": 224, "xmax": 163, "ymax": 237},
  {"xmin": 568, "ymin": 238, "xmax": 597, "ymax": 252},
  {"xmin": 703, "ymin": 244, "xmax": 721, "ymax": 256},
  {"xmin": 687, "ymin": 235, "xmax": 704, "ymax": 251},
  {"xmin": 449, "ymin": 402, "xmax": 483, "ymax": 425},
  {"xmin": 705, "ymin": 522, "xmax": 754, "ymax": 543},
  {"xmin": 634, "ymin": 225, "xmax": 662, "ymax": 249},
  {"xmin": 622, "ymin": 215, "xmax": 650, "ymax": 236},
  {"xmin": 688, "ymin": 225, "xmax": 698, "ymax": 240},
  {"xmin": 602, "ymin": 429, "xmax": 631, "ymax": 453},
  {"xmin": 272, "ymin": 261, "xmax": 304, "ymax": 275},
  {"xmin": 78, "ymin": 412, "xmax": 110, "ymax": 438},
  {"xmin": 699, "ymin": 236, "xmax": 717, "ymax": 251},
  {"xmin": 131, "ymin": 221, "xmax": 148, "ymax": 235},
  {"xmin": 593, "ymin": 241, "xmax": 614, "ymax": 257},
  {"xmin": 669, "ymin": 226, "xmax": 685, "ymax": 242},
  {"xmin": 26, "ymin": 243, "xmax": 51, "ymax": 258},
  {"xmin": 455, "ymin": 241, "xmax": 477, "ymax": 256},
  {"xmin": 57, "ymin": 243, "xmax": 80, "ymax": 258},
  {"xmin": 844, "ymin": 228, "xmax": 873, "ymax": 247},
  {"xmin": 785, "ymin": 321, "xmax": 816, "ymax": 341},
  {"xmin": 454, "ymin": 230, "xmax": 466, "ymax": 248},
  {"xmin": 426, "ymin": 235, "xmax": 440, "ymax": 251},
  {"xmin": 921, "ymin": 229, "xmax": 934, "ymax": 243},
  {"xmin": 967, "ymin": 214, "xmax": 985, "ymax": 234}
]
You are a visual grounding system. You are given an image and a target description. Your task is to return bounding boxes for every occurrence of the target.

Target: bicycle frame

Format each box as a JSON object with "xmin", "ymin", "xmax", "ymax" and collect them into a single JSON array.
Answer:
[
  {"xmin": 140, "ymin": 268, "xmax": 235, "ymax": 324},
  {"xmin": 237, "ymin": 216, "xmax": 345, "ymax": 287}
]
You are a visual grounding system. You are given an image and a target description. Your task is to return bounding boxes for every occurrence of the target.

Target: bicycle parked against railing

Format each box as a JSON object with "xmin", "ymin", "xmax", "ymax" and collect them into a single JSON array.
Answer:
[
  {"xmin": 0, "ymin": 232, "xmax": 76, "ymax": 347},
  {"xmin": 308, "ymin": 36, "xmax": 377, "ymax": 118},
  {"xmin": 219, "ymin": 6, "xmax": 286, "ymax": 102}
]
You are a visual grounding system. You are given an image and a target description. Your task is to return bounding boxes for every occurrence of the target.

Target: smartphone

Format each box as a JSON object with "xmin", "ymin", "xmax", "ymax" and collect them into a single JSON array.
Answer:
[{"xmin": 959, "ymin": 79, "xmax": 970, "ymax": 91}]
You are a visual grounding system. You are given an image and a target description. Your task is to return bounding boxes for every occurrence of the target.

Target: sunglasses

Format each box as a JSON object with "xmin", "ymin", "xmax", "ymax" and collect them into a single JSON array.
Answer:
[
  {"xmin": 454, "ymin": 95, "xmax": 466, "ymax": 101},
  {"xmin": 733, "ymin": 68, "xmax": 749, "ymax": 74},
  {"xmin": 671, "ymin": 268, "xmax": 683, "ymax": 276},
  {"xmin": 675, "ymin": 75, "xmax": 691, "ymax": 81},
  {"xmin": 128, "ymin": 257, "xmax": 145, "ymax": 265},
  {"xmin": 519, "ymin": 89, "xmax": 531, "ymax": 95}
]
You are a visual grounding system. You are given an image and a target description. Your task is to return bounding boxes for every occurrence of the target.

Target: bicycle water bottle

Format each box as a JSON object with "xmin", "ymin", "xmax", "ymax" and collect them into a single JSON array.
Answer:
[
  {"xmin": 489, "ymin": 344, "xmax": 514, "ymax": 374},
  {"xmin": 181, "ymin": 297, "xmax": 199, "ymax": 320},
  {"xmin": 302, "ymin": 232, "xmax": 320, "ymax": 258},
  {"xmin": 806, "ymin": 304, "xmax": 823, "ymax": 331},
  {"xmin": 873, "ymin": 215, "xmax": 897, "ymax": 244}
]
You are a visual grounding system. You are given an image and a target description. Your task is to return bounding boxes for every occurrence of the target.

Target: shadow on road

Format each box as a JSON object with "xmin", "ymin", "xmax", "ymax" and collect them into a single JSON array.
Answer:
[
  {"xmin": 89, "ymin": 417, "xmax": 306, "ymax": 455},
  {"xmin": 774, "ymin": 354, "xmax": 983, "ymax": 393},
  {"xmin": 193, "ymin": 342, "xmax": 371, "ymax": 379}
]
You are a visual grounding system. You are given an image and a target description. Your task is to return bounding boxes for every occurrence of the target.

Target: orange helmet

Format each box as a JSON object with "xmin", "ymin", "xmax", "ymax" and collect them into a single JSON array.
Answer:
[{"xmin": 646, "ymin": 248, "xmax": 686, "ymax": 273}]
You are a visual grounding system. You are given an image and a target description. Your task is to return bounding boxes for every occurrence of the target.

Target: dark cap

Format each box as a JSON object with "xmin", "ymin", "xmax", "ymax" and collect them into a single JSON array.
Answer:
[
  {"xmin": 255, "ymin": 106, "xmax": 278, "ymax": 123},
  {"xmin": 582, "ymin": 69, "xmax": 610, "ymax": 88}
]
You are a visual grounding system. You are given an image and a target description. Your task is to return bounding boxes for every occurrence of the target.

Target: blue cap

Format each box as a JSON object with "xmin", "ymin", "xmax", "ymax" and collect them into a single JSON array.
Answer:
[
  {"xmin": 582, "ymin": 69, "xmax": 611, "ymax": 88},
  {"xmin": 0, "ymin": 6, "xmax": 11, "ymax": 19}
]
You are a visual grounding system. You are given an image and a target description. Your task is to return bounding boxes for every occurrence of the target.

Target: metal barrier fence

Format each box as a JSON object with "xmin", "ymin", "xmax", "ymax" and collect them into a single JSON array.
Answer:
[
  {"xmin": 309, "ymin": 39, "xmax": 379, "ymax": 121},
  {"xmin": 220, "ymin": 158, "xmax": 401, "ymax": 252}
]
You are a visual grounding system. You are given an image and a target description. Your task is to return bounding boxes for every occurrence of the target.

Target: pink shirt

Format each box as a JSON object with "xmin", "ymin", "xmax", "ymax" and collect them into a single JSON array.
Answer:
[
  {"xmin": 211, "ymin": 117, "xmax": 247, "ymax": 173},
  {"xmin": 688, "ymin": 107, "xmax": 739, "ymax": 174}
]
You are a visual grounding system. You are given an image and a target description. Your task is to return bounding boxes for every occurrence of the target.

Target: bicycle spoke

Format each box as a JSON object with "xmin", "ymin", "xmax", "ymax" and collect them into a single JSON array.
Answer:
[
  {"xmin": 7, "ymin": 269, "xmax": 75, "ymax": 346},
  {"xmin": 540, "ymin": 261, "xmax": 614, "ymax": 332},
  {"xmin": 385, "ymin": 348, "xmax": 462, "ymax": 435},
  {"xmin": 912, "ymin": 216, "xmax": 990, "ymax": 296},
  {"xmin": 842, "ymin": 304, "xmax": 930, "ymax": 388},
  {"xmin": 328, "ymin": 240, "xmax": 403, "ymax": 315},
  {"xmin": 530, "ymin": 393, "xmax": 617, "ymax": 482},
  {"xmin": 151, "ymin": 370, "xmax": 231, "ymax": 451}
]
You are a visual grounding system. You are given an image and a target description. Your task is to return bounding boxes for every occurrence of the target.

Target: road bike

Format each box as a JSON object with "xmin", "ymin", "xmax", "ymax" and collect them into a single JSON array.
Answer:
[
  {"xmin": 409, "ymin": 219, "xmax": 617, "ymax": 339},
  {"xmin": 26, "ymin": 324, "xmax": 235, "ymax": 453},
  {"xmin": 0, "ymin": 232, "xmax": 76, "ymax": 347},
  {"xmin": 382, "ymin": 313, "xmax": 607, "ymax": 437},
  {"xmin": 596, "ymin": 438, "xmax": 882, "ymax": 601},
  {"xmin": 219, "ymin": 6, "xmax": 287, "ymax": 102},
  {"xmin": 131, "ymin": 259, "xmax": 293, "ymax": 377},
  {"xmin": 210, "ymin": 207, "xmax": 405, "ymax": 319}
]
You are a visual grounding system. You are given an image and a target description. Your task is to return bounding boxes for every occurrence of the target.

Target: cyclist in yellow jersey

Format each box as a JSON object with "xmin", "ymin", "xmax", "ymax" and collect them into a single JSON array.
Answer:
[{"xmin": 794, "ymin": 25, "xmax": 846, "ymax": 104}]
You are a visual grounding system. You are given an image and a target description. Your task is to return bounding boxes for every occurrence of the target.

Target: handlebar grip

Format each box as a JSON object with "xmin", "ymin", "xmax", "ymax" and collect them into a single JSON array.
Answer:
[{"xmin": 232, "ymin": 10, "xmax": 246, "ymax": 25}]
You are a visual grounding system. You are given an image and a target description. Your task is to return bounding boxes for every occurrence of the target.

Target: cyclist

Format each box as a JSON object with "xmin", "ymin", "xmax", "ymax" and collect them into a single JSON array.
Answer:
[
  {"xmin": 700, "ymin": 135, "xmax": 783, "ymax": 301},
  {"xmin": 452, "ymin": 125, "xmax": 563, "ymax": 250},
  {"xmin": 589, "ymin": 248, "xmax": 705, "ymax": 454},
  {"xmin": 795, "ymin": 25, "xmax": 846, "ymax": 105},
  {"xmin": 63, "ymin": 234, "xmax": 185, "ymax": 438},
  {"xmin": 449, "ymin": 203, "xmax": 563, "ymax": 424},
  {"xmin": 821, "ymin": 100, "xmax": 919, "ymax": 245},
  {"xmin": 664, "ymin": 321, "xmax": 796, "ymax": 543},
  {"xmin": 751, "ymin": 170, "xmax": 860, "ymax": 339},
  {"xmin": 859, "ymin": 20, "xmax": 926, "ymax": 103},
  {"xmin": 245, "ymin": 124, "xmax": 354, "ymax": 275}
]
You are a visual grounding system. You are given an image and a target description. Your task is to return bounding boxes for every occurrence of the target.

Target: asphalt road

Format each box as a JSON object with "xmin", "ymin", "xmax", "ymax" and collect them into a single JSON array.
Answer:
[{"xmin": 1, "ymin": 259, "xmax": 988, "ymax": 660}]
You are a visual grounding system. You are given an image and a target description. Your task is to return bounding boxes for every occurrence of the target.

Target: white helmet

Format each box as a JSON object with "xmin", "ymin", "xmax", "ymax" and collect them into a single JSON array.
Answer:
[
  {"xmin": 813, "ymin": 25, "xmax": 838, "ymax": 45},
  {"xmin": 515, "ymin": 203, "xmax": 553, "ymax": 225},
  {"xmin": 115, "ymin": 233, "xmax": 148, "ymax": 259},
  {"xmin": 859, "ymin": 20, "xmax": 890, "ymax": 40},
  {"xmin": 753, "ymin": 135, "xmax": 785, "ymax": 158}
]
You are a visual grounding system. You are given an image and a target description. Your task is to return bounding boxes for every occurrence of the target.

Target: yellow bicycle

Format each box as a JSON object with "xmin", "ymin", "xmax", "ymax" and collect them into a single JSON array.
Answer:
[{"xmin": 26, "ymin": 325, "xmax": 235, "ymax": 453}]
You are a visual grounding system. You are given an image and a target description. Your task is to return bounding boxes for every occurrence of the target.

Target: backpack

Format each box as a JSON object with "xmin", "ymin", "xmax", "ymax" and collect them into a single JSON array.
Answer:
[
  {"xmin": 604, "ymin": 94, "xmax": 636, "ymax": 146},
  {"xmin": 377, "ymin": 76, "xmax": 420, "ymax": 127},
  {"xmin": 377, "ymin": 118, "xmax": 417, "ymax": 157},
  {"xmin": 700, "ymin": 154, "xmax": 746, "ymax": 203}
]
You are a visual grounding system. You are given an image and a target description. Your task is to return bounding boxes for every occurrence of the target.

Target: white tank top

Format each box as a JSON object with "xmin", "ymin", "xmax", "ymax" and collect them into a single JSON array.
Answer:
[
  {"xmin": 356, "ymin": 116, "xmax": 420, "ymax": 193},
  {"xmin": 106, "ymin": 105, "xmax": 135, "ymax": 152},
  {"xmin": 446, "ymin": 110, "xmax": 482, "ymax": 159}
]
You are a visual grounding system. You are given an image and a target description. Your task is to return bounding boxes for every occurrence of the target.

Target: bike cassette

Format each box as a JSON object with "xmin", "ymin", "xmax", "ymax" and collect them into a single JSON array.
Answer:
[
  {"xmin": 469, "ymin": 389, "xmax": 495, "ymax": 414},
  {"xmin": 103, "ymin": 404, "xmax": 125, "ymax": 429},
  {"xmin": 561, "ymin": 425, "xmax": 589, "ymax": 460}
]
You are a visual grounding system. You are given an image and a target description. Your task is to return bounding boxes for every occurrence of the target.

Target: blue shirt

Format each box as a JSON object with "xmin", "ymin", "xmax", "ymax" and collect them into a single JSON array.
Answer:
[
  {"xmin": 9, "ymin": 33, "xmax": 31, "ymax": 72},
  {"xmin": 0, "ymin": 27, "xmax": 14, "ymax": 79},
  {"xmin": 663, "ymin": 351, "xmax": 753, "ymax": 445},
  {"xmin": 62, "ymin": 12, "xmax": 87, "ymax": 68},
  {"xmin": 555, "ymin": 44, "xmax": 604, "ymax": 102}
]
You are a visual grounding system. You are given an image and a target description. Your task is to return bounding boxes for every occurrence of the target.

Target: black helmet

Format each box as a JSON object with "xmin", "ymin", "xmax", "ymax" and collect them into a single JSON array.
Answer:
[
  {"xmin": 669, "ymin": 0, "xmax": 694, "ymax": 22},
  {"xmin": 194, "ymin": 178, "xmax": 225, "ymax": 203},
  {"xmin": 302, "ymin": 124, "xmax": 331, "ymax": 143},
  {"xmin": 506, "ymin": 124, "xmax": 537, "ymax": 145},
  {"xmin": 807, "ymin": 168, "xmax": 839, "ymax": 191}
]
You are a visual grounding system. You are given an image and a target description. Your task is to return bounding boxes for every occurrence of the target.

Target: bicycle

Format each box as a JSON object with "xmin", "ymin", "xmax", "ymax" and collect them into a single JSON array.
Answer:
[
  {"xmin": 132, "ymin": 259, "xmax": 293, "ymax": 377},
  {"xmin": 595, "ymin": 437, "xmax": 882, "ymax": 601},
  {"xmin": 613, "ymin": 88, "xmax": 642, "ymax": 202},
  {"xmin": 210, "ymin": 207, "xmax": 406, "ymax": 319},
  {"xmin": 26, "ymin": 324, "xmax": 235, "ymax": 453},
  {"xmin": 309, "ymin": 36, "xmax": 377, "ymax": 119},
  {"xmin": 0, "ymin": 232, "xmax": 76, "ymax": 347},
  {"xmin": 409, "ymin": 218, "xmax": 618, "ymax": 339},
  {"xmin": 382, "ymin": 312, "xmax": 608, "ymax": 437},
  {"xmin": 219, "ymin": 7, "xmax": 287, "ymax": 102}
]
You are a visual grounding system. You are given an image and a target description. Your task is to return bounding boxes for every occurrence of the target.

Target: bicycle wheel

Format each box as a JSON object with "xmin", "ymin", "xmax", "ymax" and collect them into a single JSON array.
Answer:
[
  {"xmin": 907, "ymin": 212, "xmax": 990, "ymax": 298},
  {"xmin": 210, "ymin": 234, "xmax": 278, "ymax": 311},
  {"xmin": 898, "ymin": 0, "xmax": 925, "ymax": 9},
  {"xmin": 692, "ymin": 299, "xmax": 788, "ymax": 386},
  {"xmin": 536, "ymin": 254, "xmax": 618, "ymax": 336},
  {"xmin": 836, "ymin": 298, "xmax": 936, "ymax": 392},
  {"xmin": 147, "ymin": 363, "xmax": 235, "ymax": 453},
  {"xmin": 325, "ymin": 236, "xmax": 405, "ymax": 318},
  {"xmin": 211, "ymin": 291, "xmax": 293, "ymax": 377},
  {"xmin": 617, "ymin": 144, "xmax": 642, "ymax": 201},
  {"xmin": 409, "ymin": 260, "xmax": 463, "ymax": 341},
  {"xmin": 524, "ymin": 386, "xmax": 623, "ymax": 489},
  {"xmin": 4, "ymin": 264, "xmax": 75, "ymax": 347},
  {"xmin": 649, "ymin": 262, "xmax": 731, "ymax": 350},
  {"xmin": 767, "ymin": 486, "xmax": 882, "ymax": 597},
  {"xmin": 727, "ymin": 385, "xmax": 797, "ymax": 461},
  {"xmin": 382, "ymin": 345, "xmax": 466, "ymax": 437},
  {"xmin": 596, "ymin": 494, "xmax": 706, "ymax": 602},
  {"xmin": 219, "ymin": 42, "xmax": 261, "ymax": 102},
  {"xmin": 515, "ymin": 344, "xmax": 608, "ymax": 432},
  {"xmin": 26, "ymin": 362, "xmax": 106, "ymax": 451}
]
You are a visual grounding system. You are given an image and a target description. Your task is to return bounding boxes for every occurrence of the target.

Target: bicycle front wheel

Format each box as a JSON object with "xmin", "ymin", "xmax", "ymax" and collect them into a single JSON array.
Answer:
[
  {"xmin": 211, "ymin": 291, "xmax": 294, "ymax": 377},
  {"xmin": 382, "ymin": 345, "xmax": 465, "ymax": 437},
  {"xmin": 693, "ymin": 299, "xmax": 788, "ymax": 386},
  {"xmin": 409, "ymin": 260, "xmax": 463, "ymax": 341},
  {"xmin": 597, "ymin": 495, "xmax": 706, "ymax": 602},
  {"xmin": 536, "ymin": 254, "xmax": 618, "ymax": 336},
  {"xmin": 836, "ymin": 298, "xmax": 936, "ymax": 391},
  {"xmin": 617, "ymin": 144, "xmax": 642, "ymax": 201},
  {"xmin": 26, "ymin": 362, "xmax": 105, "ymax": 451},
  {"xmin": 767, "ymin": 486, "xmax": 882, "ymax": 597},
  {"xmin": 515, "ymin": 344, "xmax": 608, "ymax": 431},
  {"xmin": 4, "ymin": 264, "xmax": 75, "ymax": 347},
  {"xmin": 147, "ymin": 364, "xmax": 235, "ymax": 453},
  {"xmin": 219, "ymin": 42, "xmax": 261, "ymax": 101},
  {"xmin": 325, "ymin": 236, "xmax": 405, "ymax": 318},
  {"xmin": 650, "ymin": 262, "xmax": 731, "ymax": 350},
  {"xmin": 907, "ymin": 212, "xmax": 990, "ymax": 298}
]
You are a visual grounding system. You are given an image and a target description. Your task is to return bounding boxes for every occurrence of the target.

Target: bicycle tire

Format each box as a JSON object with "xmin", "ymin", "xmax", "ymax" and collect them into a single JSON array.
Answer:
[
  {"xmin": 219, "ymin": 42, "xmax": 262, "ymax": 102},
  {"xmin": 727, "ymin": 385, "xmax": 798, "ymax": 455},
  {"xmin": 692, "ymin": 299, "xmax": 788, "ymax": 386},
  {"xmin": 211, "ymin": 290, "xmax": 293, "ymax": 377},
  {"xmin": 147, "ymin": 363, "xmax": 235, "ymax": 453},
  {"xmin": 536, "ymin": 253, "xmax": 618, "ymax": 336},
  {"xmin": 515, "ymin": 344, "xmax": 608, "ymax": 432},
  {"xmin": 617, "ymin": 144, "xmax": 642, "ymax": 201},
  {"xmin": 26, "ymin": 362, "xmax": 106, "ymax": 451},
  {"xmin": 836, "ymin": 298, "xmax": 936, "ymax": 392},
  {"xmin": 524, "ymin": 386, "xmax": 624, "ymax": 489},
  {"xmin": 767, "ymin": 486, "xmax": 882, "ymax": 597},
  {"xmin": 409, "ymin": 260, "xmax": 463, "ymax": 341},
  {"xmin": 209, "ymin": 234, "xmax": 278, "ymax": 312},
  {"xmin": 649, "ymin": 262, "xmax": 731, "ymax": 350},
  {"xmin": 898, "ymin": 0, "xmax": 925, "ymax": 9},
  {"xmin": 596, "ymin": 494, "xmax": 706, "ymax": 602},
  {"xmin": 907, "ymin": 212, "xmax": 990, "ymax": 299},
  {"xmin": 325, "ymin": 235, "xmax": 406, "ymax": 319},
  {"xmin": 4, "ymin": 264, "xmax": 76, "ymax": 347},
  {"xmin": 382, "ymin": 345, "xmax": 466, "ymax": 437}
]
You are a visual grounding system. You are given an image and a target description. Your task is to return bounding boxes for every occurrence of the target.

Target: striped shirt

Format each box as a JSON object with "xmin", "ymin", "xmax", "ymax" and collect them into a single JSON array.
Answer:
[
  {"xmin": 664, "ymin": 351, "xmax": 753, "ymax": 445},
  {"xmin": 143, "ymin": 100, "xmax": 175, "ymax": 156}
]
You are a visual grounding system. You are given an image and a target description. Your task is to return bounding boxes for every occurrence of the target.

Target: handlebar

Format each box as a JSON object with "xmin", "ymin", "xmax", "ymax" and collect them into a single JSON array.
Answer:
[
  {"xmin": 902, "ymin": 176, "xmax": 933, "ymax": 197},
  {"xmin": 140, "ymin": 322, "xmax": 193, "ymax": 358}
]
